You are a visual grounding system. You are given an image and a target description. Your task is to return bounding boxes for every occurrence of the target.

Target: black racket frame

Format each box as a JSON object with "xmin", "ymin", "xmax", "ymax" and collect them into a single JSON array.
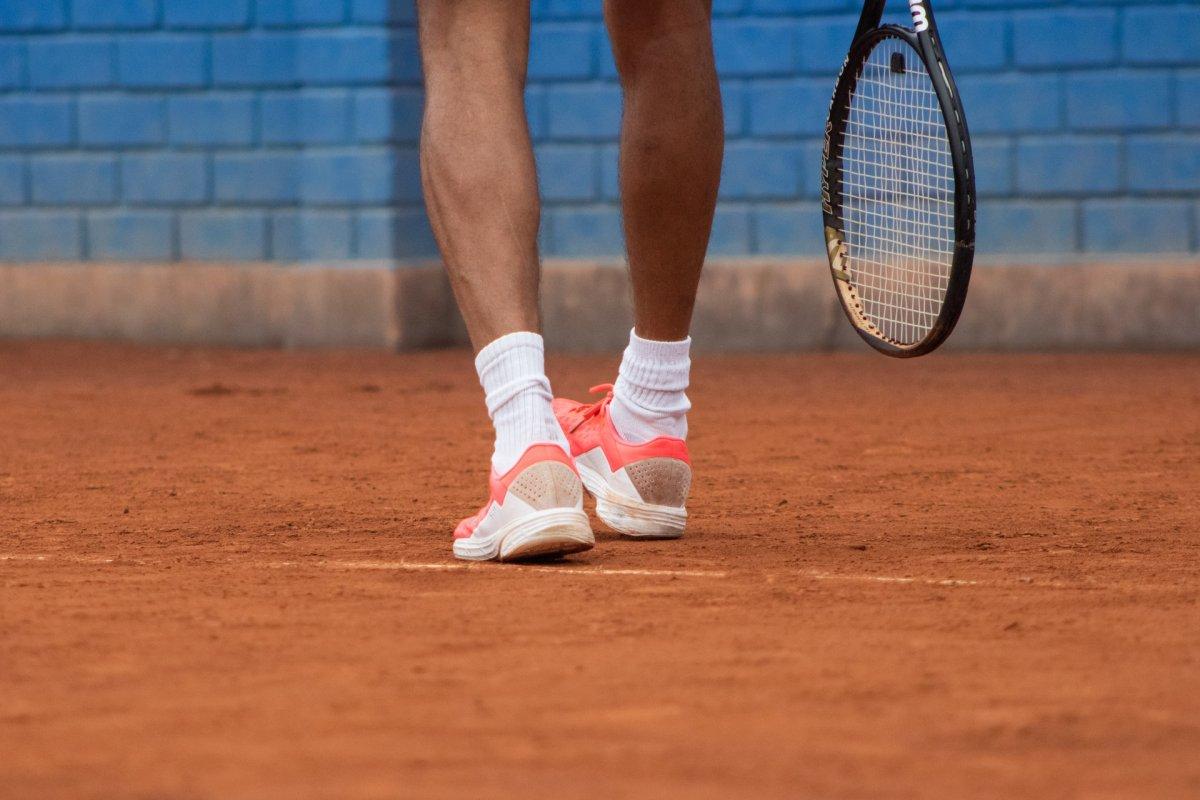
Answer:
[{"xmin": 821, "ymin": 0, "xmax": 976, "ymax": 358}]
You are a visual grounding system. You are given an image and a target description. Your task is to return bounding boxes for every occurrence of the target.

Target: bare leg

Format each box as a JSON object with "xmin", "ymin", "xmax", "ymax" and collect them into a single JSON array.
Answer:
[
  {"xmin": 606, "ymin": 0, "xmax": 724, "ymax": 341},
  {"xmin": 417, "ymin": 0, "xmax": 540, "ymax": 351}
]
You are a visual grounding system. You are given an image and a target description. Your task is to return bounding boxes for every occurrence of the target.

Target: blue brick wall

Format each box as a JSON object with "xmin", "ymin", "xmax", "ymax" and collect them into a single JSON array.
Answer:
[
  {"xmin": 0, "ymin": 0, "xmax": 1197, "ymax": 262},
  {"xmin": 523, "ymin": 0, "xmax": 1200, "ymax": 257},
  {"xmin": 0, "ymin": 0, "xmax": 428, "ymax": 261}
]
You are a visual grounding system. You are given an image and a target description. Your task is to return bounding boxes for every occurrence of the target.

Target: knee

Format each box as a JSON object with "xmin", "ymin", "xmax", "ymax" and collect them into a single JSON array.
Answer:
[{"xmin": 604, "ymin": 0, "xmax": 713, "ymax": 75}]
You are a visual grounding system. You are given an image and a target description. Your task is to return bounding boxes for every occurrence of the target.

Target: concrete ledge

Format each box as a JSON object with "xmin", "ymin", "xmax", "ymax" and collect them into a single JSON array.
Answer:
[
  {"xmin": 0, "ymin": 263, "xmax": 401, "ymax": 348},
  {"xmin": 1, "ymin": 259, "xmax": 1198, "ymax": 351}
]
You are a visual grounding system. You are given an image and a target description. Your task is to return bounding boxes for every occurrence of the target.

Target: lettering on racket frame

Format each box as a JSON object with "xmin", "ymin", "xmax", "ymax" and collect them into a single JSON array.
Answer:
[{"xmin": 908, "ymin": 0, "xmax": 929, "ymax": 33}]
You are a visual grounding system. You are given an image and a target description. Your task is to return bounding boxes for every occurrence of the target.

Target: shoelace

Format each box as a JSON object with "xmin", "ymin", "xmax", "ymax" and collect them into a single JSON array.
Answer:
[{"xmin": 566, "ymin": 383, "xmax": 614, "ymax": 432}]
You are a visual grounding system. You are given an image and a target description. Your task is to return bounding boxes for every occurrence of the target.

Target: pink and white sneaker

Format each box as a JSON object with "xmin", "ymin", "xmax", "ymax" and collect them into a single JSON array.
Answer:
[
  {"xmin": 452, "ymin": 444, "xmax": 595, "ymax": 562},
  {"xmin": 553, "ymin": 385, "xmax": 691, "ymax": 539}
]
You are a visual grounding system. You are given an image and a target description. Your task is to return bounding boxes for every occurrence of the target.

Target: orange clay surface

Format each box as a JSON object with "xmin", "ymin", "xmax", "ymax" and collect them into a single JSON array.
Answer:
[{"xmin": 2, "ymin": 341, "xmax": 1199, "ymax": 799}]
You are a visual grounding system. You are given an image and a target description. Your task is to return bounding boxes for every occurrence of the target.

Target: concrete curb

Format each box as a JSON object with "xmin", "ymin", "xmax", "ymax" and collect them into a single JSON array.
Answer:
[{"xmin": 1, "ymin": 259, "xmax": 1197, "ymax": 351}]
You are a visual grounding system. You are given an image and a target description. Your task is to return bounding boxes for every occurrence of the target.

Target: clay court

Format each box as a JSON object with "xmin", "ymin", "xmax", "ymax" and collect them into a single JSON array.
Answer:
[{"xmin": 1, "ymin": 341, "xmax": 1197, "ymax": 798}]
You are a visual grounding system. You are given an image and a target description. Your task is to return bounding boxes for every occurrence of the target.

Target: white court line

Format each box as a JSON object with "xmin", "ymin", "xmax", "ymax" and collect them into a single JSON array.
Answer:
[
  {"xmin": 0, "ymin": 553, "xmax": 116, "ymax": 564},
  {"xmin": 267, "ymin": 559, "xmax": 727, "ymax": 578},
  {"xmin": 0, "ymin": 553, "xmax": 722, "ymax": 578},
  {"xmin": 0, "ymin": 553, "xmax": 1151, "ymax": 591},
  {"xmin": 807, "ymin": 571, "xmax": 979, "ymax": 587},
  {"xmin": 3, "ymin": 553, "xmax": 724, "ymax": 579}
]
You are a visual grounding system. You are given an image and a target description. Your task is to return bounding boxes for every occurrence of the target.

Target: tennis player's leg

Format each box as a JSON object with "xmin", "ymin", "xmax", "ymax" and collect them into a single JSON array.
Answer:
[
  {"xmin": 553, "ymin": 0, "xmax": 723, "ymax": 538},
  {"xmin": 418, "ymin": 0, "xmax": 592, "ymax": 560}
]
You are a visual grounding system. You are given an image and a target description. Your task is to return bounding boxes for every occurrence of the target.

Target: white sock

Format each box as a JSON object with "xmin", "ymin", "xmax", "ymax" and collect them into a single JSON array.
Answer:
[
  {"xmin": 475, "ymin": 331, "xmax": 569, "ymax": 475},
  {"xmin": 610, "ymin": 329, "xmax": 692, "ymax": 444}
]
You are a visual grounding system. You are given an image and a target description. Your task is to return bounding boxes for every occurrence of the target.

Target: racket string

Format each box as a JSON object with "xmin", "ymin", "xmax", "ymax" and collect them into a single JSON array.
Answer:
[{"xmin": 838, "ymin": 37, "xmax": 954, "ymax": 345}]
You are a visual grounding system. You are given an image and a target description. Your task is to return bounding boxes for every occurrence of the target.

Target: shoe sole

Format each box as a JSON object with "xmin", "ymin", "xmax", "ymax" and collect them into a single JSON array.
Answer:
[
  {"xmin": 577, "ymin": 463, "xmax": 687, "ymax": 539},
  {"xmin": 453, "ymin": 508, "xmax": 594, "ymax": 562}
]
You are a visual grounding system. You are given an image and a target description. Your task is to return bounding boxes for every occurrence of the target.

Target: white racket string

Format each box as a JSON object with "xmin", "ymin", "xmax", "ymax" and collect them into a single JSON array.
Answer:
[{"xmin": 839, "ymin": 36, "xmax": 955, "ymax": 345}]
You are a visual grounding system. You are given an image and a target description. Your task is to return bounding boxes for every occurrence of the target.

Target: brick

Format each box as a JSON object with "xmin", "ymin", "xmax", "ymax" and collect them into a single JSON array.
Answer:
[
  {"xmin": 393, "ymin": 148, "xmax": 422, "ymax": 203},
  {"xmin": 214, "ymin": 153, "xmax": 302, "ymax": 204},
  {"xmin": 30, "ymin": 155, "xmax": 117, "ymax": 206},
  {"xmin": 545, "ymin": 206, "xmax": 623, "ymax": 257},
  {"xmin": 121, "ymin": 153, "xmax": 209, "ymax": 205},
  {"xmin": 272, "ymin": 211, "xmax": 354, "ymax": 261},
  {"xmin": 722, "ymin": 81, "xmax": 746, "ymax": 137},
  {"xmin": 390, "ymin": 29, "xmax": 422, "ymax": 85},
  {"xmin": 117, "ymin": 35, "xmax": 207, "ymax": 89},
  {"xmin": 1126, "ymin": 135, "xmax": 1200, "ymax": 194},
  {"xmin": 87, "ymin": 210, "xmax": 174, "ymax": 260},
  {"xmin": 352, "ymin": 88, "xmax": 423, "ymax": 144},
  {"xmin": 748, "ymin": 0, "xmax": 846, "ymax": 12},
  {"xmin": 801, "ymin": 138, "xmax": 823, "ymax": 192},
  {"xmin": 350, "ymin": 0, "xmax": 415, "ymax": 25},
  {"xmin": 179, "ymin": 211, "xmax": 267, "ymax": 260},
  {"xmin": 1178, "ymin": 71, "xmax": 1200, "ymax": 129},
  {"xmin": 794, "ymin": 17, "xmax": 857, "ymax": 75},
  {"xmin": 163, "ymin": 0, "xmax": 250, "ymax": 29},
  {"xmin": 970, "ymin": 137, "xmax": 1014, "ymax": 198},
  {"xmin": 532, "ymin": 0, "xmax": 603, "ymax": 20},
  {"xmin": 0, "ymin": 212, "xmax": 82, "ymax": 260},
  {"xmin": 0, "ymin": 98, "xmax": 72, "ymax": 149},
  {"xmin": 1123, "ymin": 7, "xmax": 1200, "ymax": 66},
  {"xmin": 354, "ymin": 209, "xmax": 438, "ymax": 259},
  {"xmin": 0, "ymin": 157, "xmax": 26, "ymax": 205},
  {"xmin": 751, "ymin": 202, "xmax": 824, "ymax": 255},
  {"xmin": 212, "ymin": 33, "xmax": 296, "ymax": 86},
  {"xmin": 1014, "ymin": 10, "xmax": 1117, "ymax": 68},
  {"xmin": 712, "ymin": 20, "xmax": 794, "ymax": 77},
  {"xmin": 746, "ymin": 78, "xmax": 829, "ymax": 137},
  {"xmin": 546, "ymin": 84, "xmax": 622, "ymax": 140},
  {"xmin": 300, "ymin": 150, "xmax": 399, "ymax": 205},
  {"xmin": 0, "ymin": 41, "xmax": 22, "ymax": 89},
  {"xmin": 79, "ymin": 96, "xmax": 166, "ymax": 147},
  {"xmin": 526, "ymin": 86, "xmax": 547, "ymax": 141},
  {"xmin": 528, "ymin": 24, "xmax": 594, "ymax": 81},
  {"xmin": 1017, "ymin": 137, "xmax": 1120, "ymax": 196},
  {"xmin": 0, "ymin": 1, "xmax": 66, "ymax": 32},
  {"xmin": 707, "ymin": 206, "xmax": 752, "ymax": 256},
  {"xmin": 934, "ymin": 13, "xmax": 1007, "ymax": 73},
  {"xmin": 956, "ymin": 74, "xmax": 1062, "ymax": 134},
  {"xmin": 262, "ymin": 90, "xmax": 353, "ymax": 145},
  {"xmin": 72, "ymin": 0, "xmax": 158, "ymax": 30},
  {"xmin": 1082, "ymin": 200, "xmax": 1193, "ymax": 253},
  {"xmin": 28, "ymin": 37, "xmax": 114, "ymax": 90},
  {"xmin": 168, "ymin": 94, "xmax": 255, "ymax": 147},
  {"xmin": 720, "ymin": 142, "xmax": 804, "ymax": 200},
  {"xmin": 1066, "ymin": 71, "xmax": 1172, "ymax": 132},
  {"xmin": 596, "ymin": 27, "xmax": 616, "ymax": 80},
  {"xmin": 535, "ymin": 145, "xmax": 598, "ymax": 201},
  {"xmin": 599, "ymin": 144, "xmax": 618, "ymax": 200},
  {"xmin": 297, "ymin": 30, "xmax": 390, "ymax": 85},
  {"xmin": 976, "ymin": 200, "xmax": 1078, "ymax": 254},
  {"xmin": 257, "ymin": 0, "xmax": 347, "ymax": 27}
]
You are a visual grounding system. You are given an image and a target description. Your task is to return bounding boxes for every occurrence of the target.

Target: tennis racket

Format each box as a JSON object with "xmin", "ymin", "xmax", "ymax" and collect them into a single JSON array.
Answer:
[{"xmin": 821, "ymin": 0, "xmax": 975, "ymax": 357}]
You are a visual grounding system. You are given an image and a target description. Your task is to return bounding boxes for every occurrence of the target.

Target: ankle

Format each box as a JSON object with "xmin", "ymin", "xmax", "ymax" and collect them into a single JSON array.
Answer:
[
  {"xmin": 609, "ymin": 329, "xmax": 691, "ymax": 444},
  {"xmin": 475, "ymin": 332, "xmax": 569, "ymax": 474}
]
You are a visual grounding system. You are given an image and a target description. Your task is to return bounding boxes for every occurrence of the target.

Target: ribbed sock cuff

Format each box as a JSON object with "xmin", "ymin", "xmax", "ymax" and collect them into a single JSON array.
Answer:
[
  {"xmin": 611, "ymin": 329, "xmax": 692, "ymax": 442},
  {"xmin": 475, "ymin": 331, "xmax": 568, "ymax": 473}
]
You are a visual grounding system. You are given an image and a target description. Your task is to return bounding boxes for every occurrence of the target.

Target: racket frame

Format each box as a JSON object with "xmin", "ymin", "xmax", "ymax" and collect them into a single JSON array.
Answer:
[{"xmin": 822, "ymin": 0, "xmax": 976, "ymax": 358}]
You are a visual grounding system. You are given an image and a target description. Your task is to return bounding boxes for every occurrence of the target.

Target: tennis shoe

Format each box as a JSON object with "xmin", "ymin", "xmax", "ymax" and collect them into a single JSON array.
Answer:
[
  {"xmin": 553, "ymin": 385, "xmax": 691, "ymax": 538},
  {"xmin": 452, "ymin": 444, "xmax": 594, "ymax": 561}
]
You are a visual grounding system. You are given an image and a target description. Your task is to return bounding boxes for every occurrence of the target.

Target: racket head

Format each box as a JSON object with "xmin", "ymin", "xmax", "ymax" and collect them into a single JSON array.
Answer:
[{"xmin": 822, "ymin": 23, "xmax": 975, "ymax": 358}]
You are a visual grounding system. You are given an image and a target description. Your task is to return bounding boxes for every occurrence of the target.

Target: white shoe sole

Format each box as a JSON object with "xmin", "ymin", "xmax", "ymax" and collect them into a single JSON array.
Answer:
[
  {"xmin": 578, "ymin": 463, "xmax": 687, "ymax": 539},
  {"xmin": 453, "ymin": 508, "xmax": 594, "ymax": 562}
]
